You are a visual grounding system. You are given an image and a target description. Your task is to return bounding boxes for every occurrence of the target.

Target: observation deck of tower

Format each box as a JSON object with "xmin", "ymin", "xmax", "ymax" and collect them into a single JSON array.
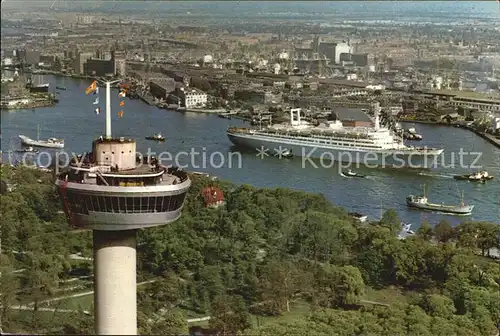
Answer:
[{"xmin": 55, "ymin": 80, "xmax": 191, "ymax": 335}]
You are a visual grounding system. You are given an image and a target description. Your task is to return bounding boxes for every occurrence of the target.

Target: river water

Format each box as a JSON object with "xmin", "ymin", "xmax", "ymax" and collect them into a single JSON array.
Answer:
[{"xmin": 1, "ymin": 75, "xmax": 499, "ymax": 226}]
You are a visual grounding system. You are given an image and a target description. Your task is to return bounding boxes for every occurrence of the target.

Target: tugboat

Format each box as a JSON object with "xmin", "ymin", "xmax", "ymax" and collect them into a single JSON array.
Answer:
[
  {"xmin": 348, "ymin": 212, "xmax": 368, "ymax": 223},
  {"xmin": 454, "ymin": 171, "xmax": 494, "ymax": 182},
  {"xmin": 145, "ymin": 133, "xmax": 165, "ymax": 142},
  {"xmin": 341, "ymin": 169, "xmax": 366, "ymax": 178},
  {"xmin": 406, "ymin": 185, "xmax": 474, "ymax": 215}
]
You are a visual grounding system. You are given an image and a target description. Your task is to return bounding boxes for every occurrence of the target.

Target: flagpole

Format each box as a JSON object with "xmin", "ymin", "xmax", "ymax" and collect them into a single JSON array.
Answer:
[
  {"xmin": 106, "ymin": 81, "xmax": 111, "ymax": 138},
  {"xmin": 95, "ymin": 79, "xmax": 121, "ymax": 139}
]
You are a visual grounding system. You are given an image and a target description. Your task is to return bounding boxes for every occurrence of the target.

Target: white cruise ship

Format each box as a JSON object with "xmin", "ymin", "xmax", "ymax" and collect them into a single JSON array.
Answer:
[{"xmin": 227, "ymin": 106, "xmax": 444, "ymax": 167}]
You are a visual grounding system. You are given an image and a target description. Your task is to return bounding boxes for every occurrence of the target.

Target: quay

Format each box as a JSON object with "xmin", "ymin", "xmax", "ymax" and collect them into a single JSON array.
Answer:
[
  {"xmin": 183, "ymin": 108, "xmax": 226, "ymax": 114},
  {"xmin": 401, "ymin": 119, "xmax": 500, "ymax": 149},
  {"xmin": 465, "ymin": 126, "xmax": 500, "ymax": 149}
]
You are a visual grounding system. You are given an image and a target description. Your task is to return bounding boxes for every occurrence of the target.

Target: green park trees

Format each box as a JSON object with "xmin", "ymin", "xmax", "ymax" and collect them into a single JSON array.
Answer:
[{"xmin": 1, "ymin": 166, "xmax": 499, "ymax": 335}]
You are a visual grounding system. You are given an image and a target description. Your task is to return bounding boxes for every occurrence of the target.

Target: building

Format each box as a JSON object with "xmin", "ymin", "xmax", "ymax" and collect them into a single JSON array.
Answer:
[
  {"xmin": 334, "ymin": 42, "xmax": 352, "ymax": 64},
  {"xmin": 449, "ymin": 96, "xmax": 500, "ymax": 113},
  {"xmin": 85, "ymin": 58, "xmax": 114, "ymax": 77},
  {"xmin": 331, "ymin": 107, "xmax": 373, "ymax": 127},
  {"xmin": 112, "ymin": 50, "xmax": 127, "ymax": 76},
  {"xmin": 201, "ymin": 186, "xmax": 225, "ymax": 208},
  {"xmin": 162, "ymin": 70, "xmax": 190, "ymax": 85},
  {"xmin": 54, "ymin": 84, "xmax": 191, "ymax": 335},
  {"xmin": 491, "ymin": 116, "xmax": 500, "ymax": 133},
  {"xmin": 64, "ymin": 50, "xmax": 74, "ymax": 60},
  {"xmin": 73, "ymin": 52, "xmax": 93, "ymax": 75},
  {"xmin": 351, "ymin": 53, "xmax": 369, "ymax": 67},
  {"xmin": 39, "ymin": 55, "xmax": 55, "ymax": 66},
  {"xmin": 77, "ymin": 15, "xmax": 94, "ymax": 24},
  {"xmin": 24, "ymin": 48, "xmax": 40, "ymax": 66},
  {"xmin": 234, "ymin": 89, "xmax": 282, "ymax": 104},
  {"xmin": 178, "ymin": 88, "xmax": 207, "ymax": 108},
  {"xmin": 149, "ymin": 78, "xmax": 176, "ymax": 100},
  {"xmin": 318, "ymin": 42, "xmax": 337, "ymax": 61}
]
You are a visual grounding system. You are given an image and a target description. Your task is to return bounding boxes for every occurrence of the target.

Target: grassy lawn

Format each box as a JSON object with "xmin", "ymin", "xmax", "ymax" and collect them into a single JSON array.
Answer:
[
  {"xmin": 186, "ymin": 300, "xmax": 312, "ymax": 329},
  {"xmin": 40, "ymin": 293, "xmax": 94, "ymax": 311},
  {"xmin": 251, "ymin": 300, "xmax": 311, "ymax": 328},
  {"xmin": 362, "ymin": 286, "xmax": 409, "ymax": 306}
]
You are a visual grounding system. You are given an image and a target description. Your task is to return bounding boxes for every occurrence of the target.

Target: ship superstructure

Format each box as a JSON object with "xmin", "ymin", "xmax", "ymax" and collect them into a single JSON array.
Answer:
[{"xmin": 227, "ymin": 105, "xmax": 444, "ymax": 167}]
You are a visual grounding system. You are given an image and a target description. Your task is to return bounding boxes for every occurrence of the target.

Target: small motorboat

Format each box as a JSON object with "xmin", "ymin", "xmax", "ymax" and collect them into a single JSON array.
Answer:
[
  {"xmin": 454, "ymin": 171, "xmax": 494, "ymax": 182},
  {"xmin": 218, "ymin": 113, "xmax": 232, "ymax": 119},
  {"xmin": 348, "ymin": 212, "xmax": 368, "ymax": 223},
  {"xmin": 342, "ymin": 169, "xmax": 365, "ymax": 178},
  {"xmin": 56, "ymin": 86, "xmax": 67, "ymax": 90},
  {"xmin": 16, "ymin": 146, "xmax": 39, "ymax": 154},
  {"xmin": 145, "ymin": 133, "xmax": 165, "ymax": 142},
  {"xmin": 282, "ymin": 149, "xmax": 293, "ymax": 158}
]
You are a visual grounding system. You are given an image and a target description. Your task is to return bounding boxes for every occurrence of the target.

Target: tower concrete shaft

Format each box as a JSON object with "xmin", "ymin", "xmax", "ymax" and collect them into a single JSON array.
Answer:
[{"xmin": 93, "ymin": 230, "xmax": 137, "ymax": 335}]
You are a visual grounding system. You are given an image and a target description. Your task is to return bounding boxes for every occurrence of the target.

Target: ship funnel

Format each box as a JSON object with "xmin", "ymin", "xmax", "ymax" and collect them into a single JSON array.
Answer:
[
  {"xmin": 290, "ymin": 108, "xmax": 301, "ymax": 126},
  {"xmin": 372, "ymin": 102, "xmax": 381, "ymax": 130}
]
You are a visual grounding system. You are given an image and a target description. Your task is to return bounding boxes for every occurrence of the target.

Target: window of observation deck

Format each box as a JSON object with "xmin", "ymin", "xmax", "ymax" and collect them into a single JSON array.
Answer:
[{"xmin": 63, "ymin": 191, "xmax": 187, "ymax": 214}]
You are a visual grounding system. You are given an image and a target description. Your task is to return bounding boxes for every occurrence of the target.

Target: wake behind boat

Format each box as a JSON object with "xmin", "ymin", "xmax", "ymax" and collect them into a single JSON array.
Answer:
[
  {"xmin": 16, "ymin": 146, "xmax": 39, "ymax": 154},
  {"xmin": 406, "ymin": 185, "xmax": 473, "ymax": 215},
  {"xmin": 19, "ymin": 135, "xmax": 64, "ymax": 149}
]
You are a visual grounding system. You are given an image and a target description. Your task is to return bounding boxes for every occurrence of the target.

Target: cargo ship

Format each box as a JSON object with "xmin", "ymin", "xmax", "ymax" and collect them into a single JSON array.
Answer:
[{"xmin": 406, "ymin": 185, "xmax": 474, "ymax": 215}]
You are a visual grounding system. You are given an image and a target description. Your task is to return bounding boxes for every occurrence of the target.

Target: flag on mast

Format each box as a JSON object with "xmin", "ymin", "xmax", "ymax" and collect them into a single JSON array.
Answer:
[
  {"xmin": 93, "ymin": 97, "xmax": 99, "ymax": 105},
  {"xmin": 95, "ymin": 107, "xmax": 101, "ymax": 115},
  {"xmin": 120, "ymin": 101, "xmax": 125, "ymax": 107},
  {"xmin": 93, "ymin": 87, "xmax": 99, "ymax": 95},
  {"xmin": 118, "ymin": 110, "xmax": 124, "ymax": 118},
  {"xmin": 119, "ymin": 90, "xmax": 126, "ymax": 98},
  {"xmin": 85, "ymin": 80, "xmax": 97, "ymax": 95}
]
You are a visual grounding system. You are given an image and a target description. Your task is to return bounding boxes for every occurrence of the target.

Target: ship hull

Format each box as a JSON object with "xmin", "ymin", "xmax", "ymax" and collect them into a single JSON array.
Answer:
[
  {"xmin": 406, "ymin": 200, "xmax": 473, "ymax": 215},
  {"xmin": 227, "ymin": 132, "xmax": 443, "ymax": 168},
  {"xmin": 27, "ymin": 84, "xmax": 50, "ymax": 93},
  {"xmin": 19, "ymin": 135, "xmax": 64, "ymax": 149}
]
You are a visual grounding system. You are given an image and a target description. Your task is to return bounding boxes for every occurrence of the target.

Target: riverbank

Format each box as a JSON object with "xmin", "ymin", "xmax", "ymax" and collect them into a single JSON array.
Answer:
[
  {"xmin": 182, "ymin": 108, "xmax": 226, "ymax": 113},
  {"xmin": 401, "ymin": 119, "xmax": 500, "ymax": 149}
]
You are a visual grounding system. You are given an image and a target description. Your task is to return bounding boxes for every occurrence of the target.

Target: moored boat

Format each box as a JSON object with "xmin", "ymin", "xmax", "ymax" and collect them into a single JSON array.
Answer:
[
  {"xmin": 218, "ymin": 113, "xmax": 232, "ymax": 119},
  {"xmin": 398, "ymin": 223, "xmax": 415, "ymax": 239},
  {"xmin": 348, "ymin": 212, "xmax": 368, "ymax": 223}
]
